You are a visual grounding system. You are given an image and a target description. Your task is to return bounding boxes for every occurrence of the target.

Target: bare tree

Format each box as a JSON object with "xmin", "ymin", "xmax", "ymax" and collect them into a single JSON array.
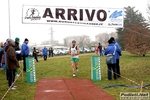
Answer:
[{"xmin": 123, "ymin": 22, "xmax": 150, "ymax": 56}]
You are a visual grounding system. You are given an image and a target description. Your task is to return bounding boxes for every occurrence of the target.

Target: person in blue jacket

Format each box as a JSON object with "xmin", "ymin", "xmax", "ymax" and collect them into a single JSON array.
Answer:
[
  {"xmin": 21, "ymin": 38, "xmax": 29, "ymax": 72},
  {"xmin": 104, "ymin": 39, "xmax": 121, "ymax": 80},
  {"xmin": 42, "ymin": 46, "xmax": 48, "ymax": 61},
  {"xmin": 110, "ymin": 37, "xmax": 122, "ymax": 78}
]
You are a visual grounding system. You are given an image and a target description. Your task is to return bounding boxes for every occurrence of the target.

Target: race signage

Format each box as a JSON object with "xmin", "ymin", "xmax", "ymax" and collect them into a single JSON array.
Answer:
[
  {"xmin": 26, "ymin": 57, "xmax": 36, "ymax": 84},
  {"xmin": 22, "ymin": 5, "xmax": 123, "ymax": 27},
  {"xmin": 91, "ymin": 56, "xmax": 101, "ymax": 81}
]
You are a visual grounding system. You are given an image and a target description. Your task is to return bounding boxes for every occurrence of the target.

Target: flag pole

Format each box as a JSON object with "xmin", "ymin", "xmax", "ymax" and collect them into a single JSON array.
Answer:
[{"xmin": 8, "ymin": 0, "xmax": 11, "ymax": 39}]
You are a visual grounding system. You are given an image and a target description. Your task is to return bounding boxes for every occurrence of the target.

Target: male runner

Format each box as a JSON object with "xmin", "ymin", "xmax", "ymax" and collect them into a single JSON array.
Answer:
[{"xmin": 68, "ymin": 40, "xmax": 80, "ymax": 77}]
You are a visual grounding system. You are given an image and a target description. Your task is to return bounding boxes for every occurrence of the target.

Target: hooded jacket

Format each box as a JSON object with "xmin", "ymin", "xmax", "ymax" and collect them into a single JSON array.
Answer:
[
  {"xmin": 114, "ymin": 41, "xmax": 122, "ymax": 59},
  {"xmin": 5, "ymin": 44, "xmax": 19, "ymax": 70},
  {"xmin": 21, "ymin": 42, "xmax": 29, "ymax": 56},
  {"xmin": 42, "ymin": 47, "xmax": 47, "ymax": 56},
  {"xmin": 104, "ymin": 43, "xmax": 121, "ymax": 64}
]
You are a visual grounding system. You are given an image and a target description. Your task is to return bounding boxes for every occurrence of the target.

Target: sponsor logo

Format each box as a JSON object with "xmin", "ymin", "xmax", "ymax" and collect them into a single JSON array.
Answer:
[
  {"xmin": 109, "ymin": 10, "xmax": 123, "ymax": 18},
  {"xmin": 25, "ymin": 8, "xmax": 41, "ymax": 20}
]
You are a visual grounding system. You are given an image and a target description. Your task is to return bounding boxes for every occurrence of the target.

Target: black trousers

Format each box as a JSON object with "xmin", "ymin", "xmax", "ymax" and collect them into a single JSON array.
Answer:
[
  {"xmin": 43, "ymin": 55, "xmax": 47, "ymax": 61},
  {"xmin": 49, "ymin": 53, "xmax": 53, "ymax": 57},
  {"xmin": 6, "ymin": 68, "xmax": 9, "ymax": 80},
  {"xmin": 34, "ymin": 55, "xmax": 38, "ymax": 62},
  {"xmin": 23, "ymin": 55, "xmax": 28, "ymax": 72},
  {"xmin": 8, "ymin": 69, "xmax": 16, "ymax": 88},
  {"xmin": 116, "ymin": 59, "xmax": 121, "ymax": 77}
]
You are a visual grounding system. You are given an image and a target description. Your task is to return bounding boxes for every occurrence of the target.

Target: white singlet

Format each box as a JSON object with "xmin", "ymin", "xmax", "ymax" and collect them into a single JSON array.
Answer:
[{"xmin": 70, "ymin": 46, "xmax": 78, "ymax": 58}]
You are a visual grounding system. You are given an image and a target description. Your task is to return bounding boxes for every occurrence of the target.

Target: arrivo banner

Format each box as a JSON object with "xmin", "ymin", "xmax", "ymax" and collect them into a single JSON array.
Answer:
[{"xmin": 22, "ymin": 5, "xmax": 124, "ymax": 27}]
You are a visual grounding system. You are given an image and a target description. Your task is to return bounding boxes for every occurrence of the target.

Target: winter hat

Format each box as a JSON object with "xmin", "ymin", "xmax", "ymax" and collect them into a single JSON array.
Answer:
[
  {"xmin": 24, "ymin": 38, "xmax": 29, "ymax": 41},
  {"xmin": 15, "ymin": 37, "xmax": 20, "ymax": 42},
  {"xmin": 6, "ymin": 38, "xmax": 15, "ymax": 45}
]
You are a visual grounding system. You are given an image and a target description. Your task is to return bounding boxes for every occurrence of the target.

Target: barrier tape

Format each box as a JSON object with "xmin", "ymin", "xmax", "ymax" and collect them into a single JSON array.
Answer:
[
  {"xmin": 0, "ymin": 68, "xmax": 23, "ymax": 100},
  {"xmin": 106, "ymin": 68, "xmax": 150, "ymax": 90}
]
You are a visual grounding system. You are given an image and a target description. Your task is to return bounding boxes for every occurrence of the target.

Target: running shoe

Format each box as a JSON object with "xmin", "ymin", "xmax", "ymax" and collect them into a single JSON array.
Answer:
[
  {"xmin": 73, "ymin": 73, "xmax": 76, "ymax": 77},
  {"xmin": 76, "ymin": 68, "xmax": 78, "ymax": 72}
]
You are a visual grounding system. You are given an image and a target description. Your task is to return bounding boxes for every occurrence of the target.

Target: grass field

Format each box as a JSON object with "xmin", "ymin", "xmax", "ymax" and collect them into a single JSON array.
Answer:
[{"xmin": 0, "ymin": 51, "xmax": 150, "ymax": 100}]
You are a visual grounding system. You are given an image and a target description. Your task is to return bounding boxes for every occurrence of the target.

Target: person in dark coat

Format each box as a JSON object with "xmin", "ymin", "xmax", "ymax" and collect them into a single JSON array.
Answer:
[
  {"xmin": 33, "ymin": 47, "xmax": 39, "ymax": 62},
  {"xmin": 14, "ymin": 37, "xmax": 21, "ymax": 76},
  {"xmin": 49, "ymin": 47, "xmax": 53, "ymax": 57},
  {"xmin": 5, "ymin": 39, "xmax": 20, "ymax": 90},
  {"xmin": 98, "ymin": 43, "xmax": 103, "ymax": 56},
  {"xmin": 14, "ymin": 37, "xmax": 22, "ymax": 61},
  {"xmin": 0, "ymin": 43, "xmax": 4, "ymax": 69}
]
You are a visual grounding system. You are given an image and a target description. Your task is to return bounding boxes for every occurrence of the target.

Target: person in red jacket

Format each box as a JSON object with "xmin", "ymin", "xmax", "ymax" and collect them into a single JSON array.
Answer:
[{"xmin": 95, "ymin": 45, "xmax": 99, "ymax": 55}]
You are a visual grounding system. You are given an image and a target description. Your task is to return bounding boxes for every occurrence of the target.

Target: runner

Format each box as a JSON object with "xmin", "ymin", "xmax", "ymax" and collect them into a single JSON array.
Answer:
[{"xmin": 68, "ymin": 40, "xmax": 80, "ymax": 77}]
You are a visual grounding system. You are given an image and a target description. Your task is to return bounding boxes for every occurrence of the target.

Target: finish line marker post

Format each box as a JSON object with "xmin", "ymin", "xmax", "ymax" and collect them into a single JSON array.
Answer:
[
  {"xmin": 91, "ymin": 56, "xmax": 101, "ymax": 81},
  {"xmin": 26, "ymin": 57, "xmax": 36, "ymax": 84}
]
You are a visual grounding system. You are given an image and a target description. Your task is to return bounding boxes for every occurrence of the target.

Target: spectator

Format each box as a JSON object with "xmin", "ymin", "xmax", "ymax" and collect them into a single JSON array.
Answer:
[
  {"xmin": 98, "ymin": 43, "xmax": 103, "ymax": 56},
  {"xmin": 33, "ymin": 47, "xmax": 39, "ymax": 62},
  {"xmin": 0, "ymin": 43, "xmax": 4, "ymax": 70},
  {"xmin": 110, "ymin": 37, "xmax": 122, "ymax": 78},
  {"xmin": 95, "ymin": 45, "xmax": 99, "ymax": 55},
  {"xmin": 49, "ymin": 47, "xmax": 53, "ymax": 57},
  {"xmin": 21, "ymin": 38, "xmax": 29, "ymax": 72},
  {"xmin": 5, "ymin": 39, "xmax": 20, "ymax": 90},
  {"xmin": 42, "ymin": 46, "xmax": 47, "ymax": 61},
  {"xmin": 0, "ymin": 42, "xmax": 3, "ymax": 70},
  {"xmin": 104, "ymin": 39, "xmax": 120, "ymax": 80},
  {"xmin": 14, "ymin": 37, "xmax": 21, "ymax": 76}
]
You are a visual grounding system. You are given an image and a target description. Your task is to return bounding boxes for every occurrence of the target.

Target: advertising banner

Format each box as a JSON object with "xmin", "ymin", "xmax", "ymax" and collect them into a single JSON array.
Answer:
[
  {"xmin": 22, "ymin": 5, "xmax": 123, "ymax": 27},
  {"xmin": 91, "ymin": 56, "xmax": 101, "ymax": 81}
]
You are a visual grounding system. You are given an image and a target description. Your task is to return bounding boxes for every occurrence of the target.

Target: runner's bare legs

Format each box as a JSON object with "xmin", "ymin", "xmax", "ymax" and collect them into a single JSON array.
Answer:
[{"xmin": 71, "ymin": 61, "xmax": 75, "ymax": 74}]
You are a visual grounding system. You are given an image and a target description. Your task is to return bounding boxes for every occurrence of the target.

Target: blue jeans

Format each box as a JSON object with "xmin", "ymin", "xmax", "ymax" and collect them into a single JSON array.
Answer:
[
  {"xmin": 107, "ymin": 64, "xmax": 117, "ymax": 80},
  {"xmin": 99, "ymin": 50, "xmax": 103, "ymax": 56}
]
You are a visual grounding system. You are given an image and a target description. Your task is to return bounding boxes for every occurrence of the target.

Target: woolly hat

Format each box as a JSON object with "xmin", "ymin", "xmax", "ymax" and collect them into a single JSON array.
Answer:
[
  {"xmin": 6, "ymin": 38, "xmax": 15, "ymax": 45},
  {"xmin": 15, "ymin": 37, "xmax": 20, "ymax": 42}
]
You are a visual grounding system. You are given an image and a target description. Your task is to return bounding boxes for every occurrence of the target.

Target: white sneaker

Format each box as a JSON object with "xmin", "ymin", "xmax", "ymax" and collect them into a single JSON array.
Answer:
[
  {"xmin": 10, "ymin": 87, "xmax": 16, "ymax": 90},
  {"xmin": 16, "ymin": 74, "xmax": 20, "ymax": 77},
  {"xmin": 73, "ymin": 73, "xmax": 76, "ymax": 77}
]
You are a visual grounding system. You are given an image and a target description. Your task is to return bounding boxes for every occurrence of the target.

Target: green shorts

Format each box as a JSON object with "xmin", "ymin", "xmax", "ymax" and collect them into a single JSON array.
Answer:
[{"xmin": 70, "ymin": 58, "xmax": 79, "ymax": 63}]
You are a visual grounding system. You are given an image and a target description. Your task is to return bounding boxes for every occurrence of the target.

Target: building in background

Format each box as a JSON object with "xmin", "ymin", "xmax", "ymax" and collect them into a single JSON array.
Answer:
[
  {"xmin": 95, "ymin": 32, "xmax": 117, "ymax": 46},
  {"xmin": 64, "ymin": 35, "xmax": 91, "ymax": 47}
]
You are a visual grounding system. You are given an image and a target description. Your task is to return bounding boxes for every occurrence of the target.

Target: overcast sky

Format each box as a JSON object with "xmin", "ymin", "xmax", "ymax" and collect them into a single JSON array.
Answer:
[{"xmin": 0, "ymin": 0, "xmax": 149, "ymax": 44}]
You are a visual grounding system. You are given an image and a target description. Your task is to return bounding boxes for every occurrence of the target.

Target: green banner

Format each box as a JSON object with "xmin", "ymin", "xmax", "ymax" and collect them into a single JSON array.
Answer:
[
  {"xmin": 26, "ymin": 57, "xmax": 36, "ymax": 83},
  {"xmin": 91, "ymin": 56, "xmax": 101, "ymax": 81}
]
